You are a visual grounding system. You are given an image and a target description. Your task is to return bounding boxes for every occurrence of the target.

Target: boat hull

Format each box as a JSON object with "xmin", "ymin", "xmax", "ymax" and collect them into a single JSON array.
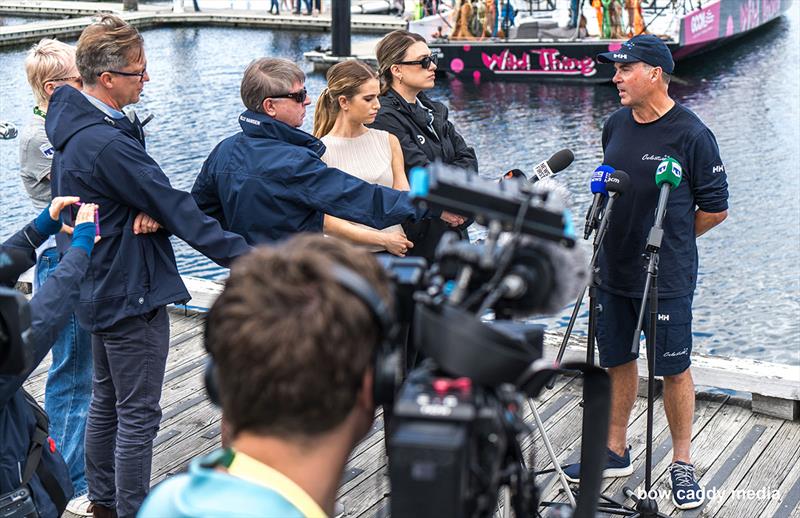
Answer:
[{"xmin": 428, "ymin": 0, "xmax": 792, "ymax": 82}]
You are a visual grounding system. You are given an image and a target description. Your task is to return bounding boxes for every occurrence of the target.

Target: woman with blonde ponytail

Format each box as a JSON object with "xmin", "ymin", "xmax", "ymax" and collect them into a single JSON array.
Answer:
[{"xmin": 313, "ymin": 59, "xmax": 415, "ymax": 257}]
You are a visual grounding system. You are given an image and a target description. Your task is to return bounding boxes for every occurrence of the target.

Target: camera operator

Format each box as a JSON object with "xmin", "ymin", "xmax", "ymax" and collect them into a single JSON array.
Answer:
[
  {"xmin": 1, "ymin": 200, "xmax": 99, "ymax": 518},
  {"xmin": 139, "ymin": 235, "xmax": 388, "ymax": 517}
]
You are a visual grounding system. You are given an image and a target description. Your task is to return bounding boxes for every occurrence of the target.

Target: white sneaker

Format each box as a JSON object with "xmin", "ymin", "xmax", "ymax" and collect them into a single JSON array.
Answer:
[{"xmin": 66, "ymin": 494, "xmax": 93, "ymax": 517}]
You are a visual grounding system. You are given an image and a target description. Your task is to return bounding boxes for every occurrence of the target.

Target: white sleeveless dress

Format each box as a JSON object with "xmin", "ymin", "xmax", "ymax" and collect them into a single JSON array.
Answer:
[{"xmin": 321, "ymin": 128, "xmax": 404, "ymax": 252}]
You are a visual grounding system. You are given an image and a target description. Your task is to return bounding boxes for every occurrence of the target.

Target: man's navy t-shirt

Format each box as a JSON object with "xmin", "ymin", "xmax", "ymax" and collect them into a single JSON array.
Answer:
[{"xmin": 598, "ymin": 102, "xmax": 729, "ymax": 298}]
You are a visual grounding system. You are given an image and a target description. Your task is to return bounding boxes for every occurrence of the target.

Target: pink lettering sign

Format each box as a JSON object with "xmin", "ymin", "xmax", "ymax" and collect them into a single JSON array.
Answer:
[
  {"xmin": 762, "ymin": 0, "xmax": 780, "ymax": 21},
  {"xmin": 740, "ymin": 0, "xmax": 760, "ymax": 31},
  {"xmin": 683, "ymin": 2, "xmax": 721, "ymax": 45},
  {"xmin": 480, "ymin": 48, "xmax": 596, "ymax": 77}
]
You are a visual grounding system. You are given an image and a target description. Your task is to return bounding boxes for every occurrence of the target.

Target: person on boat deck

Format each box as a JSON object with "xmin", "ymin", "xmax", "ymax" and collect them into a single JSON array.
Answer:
[
  {"xmin": 370, "ymin": 30, "xmax": 477, "ymax": 262},
  {"xmin": 139, "ymin": 235, "xmax": 389, "ymax": 518},
  {"xmin": 561, "ymin": 34, "xmax": 729, "ymax": 511},
  {"xmin": 18, "ymin": 38, "xmax": 96, "ymax": 518},
  {"xmin": 1, "ymin": 201, "xmax": 98, "ymax": 518},
  {"xmin": 191, "ymin": 57, "xmax": 464, "ymax": 246},
  {"xmin": 45, "ymin": 15, "xmax": 252, "ymax": 518},
  {"xmin": 313, "ymin": 59, "xmax": 416, "ymax": 257}
]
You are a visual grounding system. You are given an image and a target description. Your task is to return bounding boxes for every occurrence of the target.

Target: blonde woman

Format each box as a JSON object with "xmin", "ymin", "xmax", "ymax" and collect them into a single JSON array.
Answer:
[{"xmin": 313, "ymin": 60, "xmax": 416, "ymax": 256}]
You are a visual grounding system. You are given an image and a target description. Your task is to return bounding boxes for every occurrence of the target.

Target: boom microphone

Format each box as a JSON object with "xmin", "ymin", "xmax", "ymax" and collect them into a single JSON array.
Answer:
[{"xmin": 583, "ymin": 165, "xmax": 614, "ymax": 240}]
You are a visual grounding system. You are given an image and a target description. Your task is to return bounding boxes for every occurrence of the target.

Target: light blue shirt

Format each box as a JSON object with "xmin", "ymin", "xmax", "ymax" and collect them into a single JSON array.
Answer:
[{"xmin": 81, "ymin": 91, "xmax": 125, "ymax": 119}]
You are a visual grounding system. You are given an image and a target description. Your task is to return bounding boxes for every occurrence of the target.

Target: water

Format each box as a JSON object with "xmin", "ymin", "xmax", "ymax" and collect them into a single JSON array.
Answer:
[{"xmin": 1, "ymin": 11, "xmax": 798, "ymax": 365}]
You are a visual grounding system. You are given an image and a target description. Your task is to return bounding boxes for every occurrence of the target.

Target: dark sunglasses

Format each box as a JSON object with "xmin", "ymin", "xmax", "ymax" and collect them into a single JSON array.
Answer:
[
  {"xmin": 99, "ymin": 68, "xmax": 147, "ymax": 81},
  {"xmin": 269, "ymin": 87, "xmax": 308, "ymax": 103},
  {"xmin": 396, "ymin": 55, "xmax": 438, "ymax": 70}
]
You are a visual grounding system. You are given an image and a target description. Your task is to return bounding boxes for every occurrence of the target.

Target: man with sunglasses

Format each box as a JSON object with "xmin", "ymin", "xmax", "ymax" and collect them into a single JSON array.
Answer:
[
  {"xmin": 192, "ymin": 57, "xmax": 460, "ymax": 246},
  {"xmin": 45, "ymin": 16, "xmax": 252, "ymax": 518}
]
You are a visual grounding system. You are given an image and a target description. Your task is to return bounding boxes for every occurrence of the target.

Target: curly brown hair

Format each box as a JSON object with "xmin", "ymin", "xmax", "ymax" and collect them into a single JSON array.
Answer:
[{"xmin": 205, "ymin": 234, "xmax": 392, "ymax": 439}]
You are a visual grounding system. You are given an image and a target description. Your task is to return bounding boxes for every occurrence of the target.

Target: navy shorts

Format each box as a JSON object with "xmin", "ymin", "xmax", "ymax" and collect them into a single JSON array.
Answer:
[{"xmin": 595, "ymin": 289, "xmax": 693, "ymax": 376}]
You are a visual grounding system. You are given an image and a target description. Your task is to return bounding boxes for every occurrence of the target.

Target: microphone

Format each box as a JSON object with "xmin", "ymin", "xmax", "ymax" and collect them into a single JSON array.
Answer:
[
  {"xmin": 592, "ymin": 170, "xmax": 630, "ymax": 249},
  {"xmin": 651, "ymin": 157, "xmax": 683, "ymax": 242},
  {"xmin": 525, "ymin": 148, "xmax": 575, "ymax": 183},
  {"xmin": 583, "ymin": 165, "xmax": 614, "ymax": 240}
]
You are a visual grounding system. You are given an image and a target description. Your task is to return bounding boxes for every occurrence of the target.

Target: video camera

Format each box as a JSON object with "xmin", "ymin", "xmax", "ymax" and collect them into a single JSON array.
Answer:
[
  {"xmin": 0, "ymin": 249, "xmax": 34, "ymax": 377},
  {"xmin": 377, "ymin": 159, "xmax": 610, "ymax": 518}
]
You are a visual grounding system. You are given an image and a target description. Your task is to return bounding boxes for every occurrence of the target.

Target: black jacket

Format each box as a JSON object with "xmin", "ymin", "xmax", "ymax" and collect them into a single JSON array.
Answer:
[
  {"xmin": 1, "ymin": 221, "xmax": 84, "ymax": 517},
  {"xmin": 45, "ymin": 86, "xmax": 251, "ymax": 331},
  {"xmin": 370, "ymin": 89, "xmax": 478, "ymax": 260}
]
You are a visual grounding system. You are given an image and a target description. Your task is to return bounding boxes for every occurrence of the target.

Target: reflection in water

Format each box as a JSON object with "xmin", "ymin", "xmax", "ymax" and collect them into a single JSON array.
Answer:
[{"xmin": 0, "ymin": 12, "xmax": 798, "ymax": 365}]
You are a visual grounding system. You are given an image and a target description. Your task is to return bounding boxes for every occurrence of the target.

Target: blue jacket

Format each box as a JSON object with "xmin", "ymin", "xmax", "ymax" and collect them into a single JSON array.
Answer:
[
  {"xmin": 191, "ymin": 110, "xmax": 427, "ymax": 245},
  {"xmin": 45, "ymin": 86, "xmax": 251, "ymax": 331},
  {"xmin": 1, "ymin": 221, "xmax": 84, "ymax": 517}
]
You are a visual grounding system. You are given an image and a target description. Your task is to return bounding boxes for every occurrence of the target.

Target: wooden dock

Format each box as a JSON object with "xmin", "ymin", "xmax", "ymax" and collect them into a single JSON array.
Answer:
[
  {"xmin": 21, "ymin": 299, "xmax": 800, "ymax": 517},
  {"xmin": 0, "ymin": 0, "xmax": 406, "ymax": 47}
]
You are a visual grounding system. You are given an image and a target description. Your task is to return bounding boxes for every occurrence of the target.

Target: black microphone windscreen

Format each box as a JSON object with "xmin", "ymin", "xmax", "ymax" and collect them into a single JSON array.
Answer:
[
  {"xmin": 606, "ymin": 170, "xmax": 631, "ymax": 194},
  {"xmin": 546, "ymin": 149, "xmax": 575, "ymax": 175}
]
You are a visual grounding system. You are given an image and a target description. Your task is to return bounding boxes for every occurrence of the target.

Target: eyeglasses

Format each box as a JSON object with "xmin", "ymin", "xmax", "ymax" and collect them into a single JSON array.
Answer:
[
  {"xmin": 396, "ymin": 55, "xmax": 438, "ymax": 70},
  {"xmin": 99, "ymin": 68, "xmax": 147, "ymax": 82},
  {"xmin": 268, "ymin": 87, "xmax": 308, "ymax": 104}
]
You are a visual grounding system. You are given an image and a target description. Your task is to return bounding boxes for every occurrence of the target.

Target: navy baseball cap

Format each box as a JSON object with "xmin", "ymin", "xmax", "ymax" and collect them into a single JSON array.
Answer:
[{"xmin": 596, "ymin": 34, "xmax": 675, "ymax": 74}]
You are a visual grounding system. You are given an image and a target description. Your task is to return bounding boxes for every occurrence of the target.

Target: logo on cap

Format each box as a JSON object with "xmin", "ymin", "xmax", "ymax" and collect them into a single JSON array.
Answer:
[{"xmin": 613, "ymin": 53, "xmax": 628, "ymax": 59}]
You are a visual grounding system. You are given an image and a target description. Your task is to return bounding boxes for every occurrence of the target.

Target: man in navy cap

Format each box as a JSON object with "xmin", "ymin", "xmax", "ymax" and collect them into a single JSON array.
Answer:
[{"xmin": 563, "ymin": 34, "xmax": 729, "ymax": 511}]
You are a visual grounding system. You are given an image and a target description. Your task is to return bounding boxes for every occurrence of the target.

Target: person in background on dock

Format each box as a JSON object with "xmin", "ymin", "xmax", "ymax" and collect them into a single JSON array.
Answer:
[
  {"xmin": 192, "ymin": 57, "xmax": 464, "ymax": 246},
  {"xmin": 139, "ymin": 235, "xmax": 388, "ymax": 518},
  {"xmin": 313, "ymin": 60, "xmax": 415, "ymax": 257},
  {"xmin": 371, "ymin": 30, "xmax": 477, "ymax": 262},
  {"xmin": 561, "ymin": 34, "xmax": 729, "ymax": 511},
  {"xmin": 269, "ymin": 0, "xmax": 280, "ymax": 15},
  {"xmin": 45, "ymin": 15, "xmax": 252, "ymax": 518},
  {"xmin": 18, "ymin": 38, "xmax": 96, "ymax": 518}
]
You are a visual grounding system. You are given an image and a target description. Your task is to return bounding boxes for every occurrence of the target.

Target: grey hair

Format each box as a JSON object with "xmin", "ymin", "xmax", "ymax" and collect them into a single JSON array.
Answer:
[
  {"xmin": 641, "ymin": 62, "xmax": 671, "ymax": 85},
  {"xmin": 75, "ymin": 14, "xmax": 144, "ymax": 87},
  {"xmin": 240, "ymin": 58, "xmax": 306, "ymax": 113}
]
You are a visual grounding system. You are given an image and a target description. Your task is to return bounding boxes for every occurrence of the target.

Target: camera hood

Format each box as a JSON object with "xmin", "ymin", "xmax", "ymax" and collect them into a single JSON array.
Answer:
[{"xmin": 414, "ymin": 304, "xmax": 542, "ymax": 386}]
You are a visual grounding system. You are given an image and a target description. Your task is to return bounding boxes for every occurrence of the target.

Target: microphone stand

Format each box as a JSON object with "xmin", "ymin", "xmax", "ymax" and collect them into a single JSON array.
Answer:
[
  {"xmin": 546, "ymin": 193, "xmax": 614, "ymax": 389},
  {"xmin": 620, "ymin": 187, "xmax": 671, "ymax": 518}
]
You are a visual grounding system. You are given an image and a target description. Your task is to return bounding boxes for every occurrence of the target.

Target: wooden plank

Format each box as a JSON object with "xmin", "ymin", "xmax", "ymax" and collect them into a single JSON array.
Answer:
[
  {"xmin": 712, "ymin": 422, "xmax": 800, "ymax": 517},
  {"xmin": 762, "ymin": 463, "xmax": 800, "ymax": 518},
  {"xmin": 752, "ymin": 394, "xmax": 800, "ymax": 421},
  {"xmin": 683, "ymin": 413, "xmax": 784, "ymax": 516}
]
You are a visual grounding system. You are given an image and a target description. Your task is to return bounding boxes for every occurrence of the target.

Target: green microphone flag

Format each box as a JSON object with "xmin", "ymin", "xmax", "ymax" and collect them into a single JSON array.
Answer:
[{"xmin": 655, "ymin": 156, "xmax": 682, "ymax": 188}]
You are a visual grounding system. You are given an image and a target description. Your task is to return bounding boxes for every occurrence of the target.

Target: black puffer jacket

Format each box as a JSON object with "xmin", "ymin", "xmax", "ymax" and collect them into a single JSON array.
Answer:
[{"xmin": 370, "ymin": 89, "xmax": 478, "ymax": 260}]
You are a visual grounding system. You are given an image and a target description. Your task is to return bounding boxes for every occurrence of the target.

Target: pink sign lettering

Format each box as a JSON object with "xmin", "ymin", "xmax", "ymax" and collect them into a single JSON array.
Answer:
[
  {"xmin": 739, "ymin": 0, "xmax": 760, "ymax": 31},
  {"xmin": 480, "ymin": 48, "xmax": 596, "ymax": 77},
  {"xmin": 683, "ymin": 2, "xmax": 721, "ymax": 45},
  {"xmin": 762, "ymin": 0, "xmax": 780, "ymax": 21}
]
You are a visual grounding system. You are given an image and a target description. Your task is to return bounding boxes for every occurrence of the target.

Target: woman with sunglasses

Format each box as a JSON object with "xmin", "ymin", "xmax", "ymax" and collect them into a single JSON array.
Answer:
[
  {"xmin": 313, "ymin": 60, "xmax": 415, "ymax": 257},
  {"xmin": 371, "ymin": 30, "xmax": 478, "ymax": 261}
]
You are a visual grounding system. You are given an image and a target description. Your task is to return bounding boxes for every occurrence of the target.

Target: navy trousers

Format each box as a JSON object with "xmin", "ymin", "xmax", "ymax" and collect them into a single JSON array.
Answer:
[{"xmin": 84, "ymin": 307, "xmax": 170, "ymax": 518}]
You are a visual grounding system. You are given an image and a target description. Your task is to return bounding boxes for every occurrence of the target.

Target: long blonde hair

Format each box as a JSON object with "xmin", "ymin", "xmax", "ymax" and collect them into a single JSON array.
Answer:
[{"xmin": 312, "ymin": 60, "xmax": 378, "ymax": 138}]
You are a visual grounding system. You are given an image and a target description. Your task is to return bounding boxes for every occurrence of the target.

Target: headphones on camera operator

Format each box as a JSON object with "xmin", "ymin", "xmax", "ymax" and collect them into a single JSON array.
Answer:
[{"xmin": 203, "ymin": 264, "xmax": 402, "ymax": 409}]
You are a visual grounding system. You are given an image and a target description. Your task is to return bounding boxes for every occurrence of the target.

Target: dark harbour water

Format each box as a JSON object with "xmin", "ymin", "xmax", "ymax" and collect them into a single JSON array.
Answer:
[{"xmin": 1, "ymin": 9, "xmax": 798, "ymax": 365}]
